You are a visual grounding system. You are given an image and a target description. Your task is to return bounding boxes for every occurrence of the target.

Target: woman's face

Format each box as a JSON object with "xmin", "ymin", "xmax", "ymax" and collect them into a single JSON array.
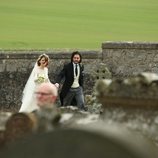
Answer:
[{"xmin": 40, "ymin": 57, "xmax": 47, "ymax": 66}]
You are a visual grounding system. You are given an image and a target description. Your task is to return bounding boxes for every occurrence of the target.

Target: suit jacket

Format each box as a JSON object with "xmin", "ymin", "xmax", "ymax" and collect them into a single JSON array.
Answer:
[{"xmin": 56, "ymin": 62, "xmax": 84, "ymax": 105}]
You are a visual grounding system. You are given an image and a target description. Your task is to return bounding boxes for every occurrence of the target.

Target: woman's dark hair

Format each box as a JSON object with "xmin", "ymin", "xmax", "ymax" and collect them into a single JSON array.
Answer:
[
  {"xmin": 37, "ymin": 54, "xmax": 49, "ymax": 66},
  {"xmin": 71, "ymin": 51, "xmax": 82, "ymax": 63}
]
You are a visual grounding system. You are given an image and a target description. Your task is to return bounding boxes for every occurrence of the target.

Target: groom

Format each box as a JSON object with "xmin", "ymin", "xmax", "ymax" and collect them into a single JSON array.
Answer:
[{"xmin": 55, "ymin": 51, "xmax": 86, "ymax": 110}]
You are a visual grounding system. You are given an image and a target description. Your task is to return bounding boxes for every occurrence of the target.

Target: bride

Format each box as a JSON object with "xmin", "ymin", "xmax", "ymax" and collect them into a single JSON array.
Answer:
[{"xmin": 19, "ymin": 54, "xmax": 50, "ymax": 112}]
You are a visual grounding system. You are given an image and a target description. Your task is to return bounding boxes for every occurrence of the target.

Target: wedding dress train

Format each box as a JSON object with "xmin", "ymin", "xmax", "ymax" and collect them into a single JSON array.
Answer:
[{"xmin": 19, "ymin": 63, "xmax": 49, "ymax": 112}]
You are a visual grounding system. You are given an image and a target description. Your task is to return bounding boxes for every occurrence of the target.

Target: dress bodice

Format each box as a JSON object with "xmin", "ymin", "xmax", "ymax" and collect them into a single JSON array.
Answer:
[{"xmin": 34, "ymin": 67, "xmax": 49, "ymax": 80}]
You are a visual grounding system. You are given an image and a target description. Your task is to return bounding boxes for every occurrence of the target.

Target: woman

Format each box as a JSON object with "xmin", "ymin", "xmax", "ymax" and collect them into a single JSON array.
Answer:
[{"xmin": 19, "ymin": 54, "xmax": 50, "ymax": 112}]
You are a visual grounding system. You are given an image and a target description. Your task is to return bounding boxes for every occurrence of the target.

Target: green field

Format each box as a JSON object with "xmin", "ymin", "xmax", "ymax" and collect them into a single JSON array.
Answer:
[{"xmin": 0, "ymin": 0, "xmax": 158, "ymax": 49}]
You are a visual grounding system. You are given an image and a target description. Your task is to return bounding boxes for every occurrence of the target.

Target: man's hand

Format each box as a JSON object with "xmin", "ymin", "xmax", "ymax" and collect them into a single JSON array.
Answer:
[{"xmin": 54, "ymin": 83, "xmax": 59, "ymax": 88}]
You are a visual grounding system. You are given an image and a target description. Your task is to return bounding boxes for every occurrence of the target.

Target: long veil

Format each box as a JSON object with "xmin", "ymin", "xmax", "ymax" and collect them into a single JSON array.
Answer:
[{"xmin": 19, "ymin": 63, "xmax": 38, "ymax": 112}]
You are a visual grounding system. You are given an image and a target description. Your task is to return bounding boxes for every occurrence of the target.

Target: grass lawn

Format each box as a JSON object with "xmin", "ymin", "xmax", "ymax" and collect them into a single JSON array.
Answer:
[{"xmin": 0, "ymin": 0, "xmax": 158, "ymax": 49}]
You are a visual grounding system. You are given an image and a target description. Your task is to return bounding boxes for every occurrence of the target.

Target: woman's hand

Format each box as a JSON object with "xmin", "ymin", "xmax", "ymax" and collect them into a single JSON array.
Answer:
[{"xmin": 54, "ymin": 83, "xmax": 59, "ymax": 88}]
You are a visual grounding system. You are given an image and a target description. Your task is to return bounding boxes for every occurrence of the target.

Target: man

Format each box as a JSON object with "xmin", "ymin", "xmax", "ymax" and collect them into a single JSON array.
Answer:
[
  {"xmin": 33, "ymin": 82, "xmax": 61, "ymax": 132},
  {"xmin": 55, "ymin": 51, "xmax": 86, "ymax": 110},
  {"xmin": 35, "ymin": 82, "xmax": 58, "ymax": 109}
]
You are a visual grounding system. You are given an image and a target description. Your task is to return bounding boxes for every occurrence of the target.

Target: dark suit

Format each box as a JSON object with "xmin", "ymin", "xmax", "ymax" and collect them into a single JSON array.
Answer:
[{"xmin": 56, "ymin": 62, "xmax": 84, "ymax": 106}]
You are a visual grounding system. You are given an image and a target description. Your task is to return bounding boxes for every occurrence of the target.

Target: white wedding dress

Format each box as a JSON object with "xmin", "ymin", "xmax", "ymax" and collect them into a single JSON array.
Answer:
[{"xmin": 19, "ymin": 63, "xmax": 49, "ymax": 112}]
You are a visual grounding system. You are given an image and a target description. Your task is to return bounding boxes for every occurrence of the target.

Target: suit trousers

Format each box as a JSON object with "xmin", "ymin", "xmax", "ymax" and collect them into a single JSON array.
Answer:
[{"xmin": 63, "ymin": 86, "xmax": 85, "ymax": 109}]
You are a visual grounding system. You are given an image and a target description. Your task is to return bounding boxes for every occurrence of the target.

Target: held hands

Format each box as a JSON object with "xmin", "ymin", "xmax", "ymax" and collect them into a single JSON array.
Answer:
[{"xmin": 54, "ymin": 83, "xmax": 59, "ymax": 88}]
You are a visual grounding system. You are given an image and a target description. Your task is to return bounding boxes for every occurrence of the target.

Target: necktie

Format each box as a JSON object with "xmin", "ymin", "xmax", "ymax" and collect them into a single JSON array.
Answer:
[{"xmin": 75, "ymin": 64, "xmax": 78, "ymax": 76}]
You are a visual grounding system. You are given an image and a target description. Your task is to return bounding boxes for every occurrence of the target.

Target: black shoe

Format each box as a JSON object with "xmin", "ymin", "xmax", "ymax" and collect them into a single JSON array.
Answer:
[{"xmin": 81, "ymin": 106, "xmax": 88, "ymax": 111}]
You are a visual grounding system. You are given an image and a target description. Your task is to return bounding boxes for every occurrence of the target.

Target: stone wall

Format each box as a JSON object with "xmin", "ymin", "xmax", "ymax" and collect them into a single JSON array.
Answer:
[
  {"xmin": 102, "ymin": 42, "xmax": 158, "ymax": 78},
  {"xmin": 0, "ymin": 50, "xmax": 105, "ymax": 111},
  {"xmin": 0, "ymin": 41, "xmax": 158, "ymax": 111}
]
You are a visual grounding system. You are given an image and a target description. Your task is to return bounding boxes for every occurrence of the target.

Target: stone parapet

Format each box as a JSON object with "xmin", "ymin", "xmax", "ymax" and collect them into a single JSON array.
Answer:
[
  {"xmin": 1, "ymin": 41, "xmax": 158, "ymax": 111},
  {"xmin": 102, "ymin": 41, "xmax": 158, "ymax": 49},
  {"xmin": 102, "ymin": 41, "xmax": 158, "ymax": 78},
  {"xmin": 0, "ymin": 50, "xmax": 107, "ymax": 111}
]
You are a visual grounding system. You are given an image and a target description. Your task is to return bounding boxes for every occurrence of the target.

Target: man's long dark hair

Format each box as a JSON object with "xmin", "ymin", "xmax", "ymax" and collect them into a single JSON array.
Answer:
[{"xmin": 71, "ymin": 51, "xmax": 82, "ymax": 63}]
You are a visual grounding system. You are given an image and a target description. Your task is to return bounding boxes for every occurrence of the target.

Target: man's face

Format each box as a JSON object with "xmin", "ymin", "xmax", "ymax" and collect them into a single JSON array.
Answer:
[
  {"xmin": 73, "ymin": 54, "xmax": 80, "ymax": 64},
  {"xmin": 35, "ymin": 87, "xmax": 55, "ymax": 108}
]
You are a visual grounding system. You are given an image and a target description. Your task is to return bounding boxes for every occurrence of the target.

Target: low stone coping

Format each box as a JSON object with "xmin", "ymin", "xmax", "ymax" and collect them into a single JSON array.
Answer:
[
  {"xmin": 0, "ymin": 50, "xmax": 101, "ymax": 59},
  {"xmin": 102, "ymin": 41, "xmax": 158, "ymax": 49}
]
